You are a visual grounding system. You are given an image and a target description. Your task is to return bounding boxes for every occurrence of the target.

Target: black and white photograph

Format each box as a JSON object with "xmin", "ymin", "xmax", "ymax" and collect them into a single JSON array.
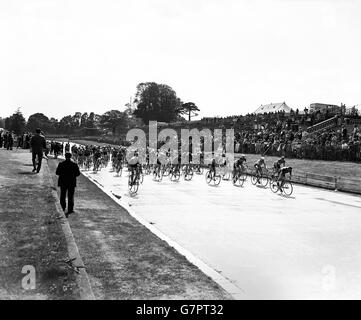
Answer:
[{"xmin": 1, "ymin": 0, "xmax": 361, "ymax": 311}]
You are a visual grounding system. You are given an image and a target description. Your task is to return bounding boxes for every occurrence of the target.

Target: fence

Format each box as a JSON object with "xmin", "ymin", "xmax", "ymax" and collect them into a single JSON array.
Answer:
[
  {"xmin": 290, "ymin": 172, "xmax": 361, "ymax": 194},
  {"xmin": 306, "ymin": 116, "xmax": 338, "ymax": 134}
]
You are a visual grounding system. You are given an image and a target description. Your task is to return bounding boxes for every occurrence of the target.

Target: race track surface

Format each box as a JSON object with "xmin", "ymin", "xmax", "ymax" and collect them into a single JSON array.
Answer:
[{"xmin": 81, "ymin": 162, "xmax": 361, "ymax": 299}]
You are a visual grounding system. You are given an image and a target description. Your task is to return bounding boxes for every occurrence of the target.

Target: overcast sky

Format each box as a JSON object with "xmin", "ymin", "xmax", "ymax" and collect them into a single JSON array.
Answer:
[{"xmin": 1, "ymin": 0, "xmax": 360, "ymax": 120}]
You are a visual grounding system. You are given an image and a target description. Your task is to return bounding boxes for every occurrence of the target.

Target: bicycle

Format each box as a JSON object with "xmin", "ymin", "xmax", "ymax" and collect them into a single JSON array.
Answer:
[
  {"xmin": 232, "ymin": 169, "xmax": 247, "ymax": 187},
  {"xmin": 115, "ymin": 160, "xmax": 123, "ymax": 176},
  {"xmin": 128, "ymin": 165, "xmax": 141, "ymax": 194},
  {"xmin": 270, "ymin": 177, "xmax": 294, "ymax": 196},
  {"xmin": 169, "ymin": 165, "xmax": 181, "ymax": 182},
  {"xmin": 183, "ymin": 164, "xmax": 194, "ymax": 181},
  {"xmin": 205, "ymin": 168, "xmax": 221, "ymax": 186},
  {"xmin": 153, "ymin": 164, "xmax": 163, "ymax": 182},
  {"xmin": 251, "ymin": 168, "xmax": 269, "ymax": 187},
  {"xmin": 193, "ymin": 164, "xmax": 204, "ymax": 175}
]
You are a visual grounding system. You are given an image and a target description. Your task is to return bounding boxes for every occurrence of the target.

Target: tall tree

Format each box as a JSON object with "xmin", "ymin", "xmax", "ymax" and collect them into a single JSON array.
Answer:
[
  {"xmin": 58, "ymin": 115, "xmax": 74, "ymax": 134},
  {"xmin": 27, "ymin": 113, "xmax": 51, "ymax": 133},
  {"xmin": 8, "ymin": 109, "xmax": 26, "ymax": 134},
  {"xmin": 133, "ymin": 82, "xmax": 182, "ymax": 123},
  {"xmin": 177, "ymin": 102, "xmax": 200, "ymax": 121},
  {"xmin": 80, "ymin": 112, "xmax": 89, "ymax": 127},
  {"xmin": 99, "ymin": 110, "xmax": 128, "ymax": 135}
]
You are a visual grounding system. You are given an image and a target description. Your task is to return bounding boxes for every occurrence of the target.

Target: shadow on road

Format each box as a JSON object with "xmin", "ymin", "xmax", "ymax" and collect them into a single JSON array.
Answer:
[{"xmin": 18, "ymin": 171, "xmax": 36, "ymax": 175}]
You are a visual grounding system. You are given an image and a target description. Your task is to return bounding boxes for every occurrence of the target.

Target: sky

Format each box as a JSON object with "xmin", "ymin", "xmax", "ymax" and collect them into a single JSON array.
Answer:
[{"xmin": 1, "ymin": 0, "xmax": 361, "ymax": 120}]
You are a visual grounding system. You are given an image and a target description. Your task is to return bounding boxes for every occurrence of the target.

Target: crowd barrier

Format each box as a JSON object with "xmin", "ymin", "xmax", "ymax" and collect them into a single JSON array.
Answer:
[{"xmin": 290, "ymin": 172, "xmax": 361, "ymax": 194}]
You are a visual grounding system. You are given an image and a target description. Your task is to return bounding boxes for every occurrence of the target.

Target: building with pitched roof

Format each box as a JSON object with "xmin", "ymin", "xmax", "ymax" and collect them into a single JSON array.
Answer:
[{"xmin": 253, "ymin": 102, "xmax": 291, "ymax": 114}]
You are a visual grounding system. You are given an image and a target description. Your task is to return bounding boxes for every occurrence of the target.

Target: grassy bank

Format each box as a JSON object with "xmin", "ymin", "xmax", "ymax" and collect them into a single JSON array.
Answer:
[{"xmin": 0, "ymin": 150, "xmax": 79, "ymax": 299}]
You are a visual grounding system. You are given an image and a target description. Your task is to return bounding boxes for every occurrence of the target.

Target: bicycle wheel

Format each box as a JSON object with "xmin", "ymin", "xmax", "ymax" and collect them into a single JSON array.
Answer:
[
  {"xmin": 129, "ymin": 182, "xmax": 139, "ymax": 194},
  {"xmin": 171, "ymin": 171, "xmax": 180, "ymax": 181},
  {"xmin": 251, "ymin": 173, "xmax": 258, "ymax": 185},
  {"xmin": 205, "ymin": 171, "xmax": 212, "ymax": 184},
  {"xmin": 184, "ymin": 168, "xmax": 193, "ymax": 181},
  {"xmin": 213, "ymin": 174, "xmax": 221, "ymax": 186},
  {"xmin": 233, "ymin": 174, "xmax": 241, "ymax": 186},
  {"xmin": 260, "ymin": 175, "xmax": 269, "ymax": 187},
  {"xmin": 239, "ymin": 172, "xmax": 247, "ymax": 186},
  {"xmin": 117, "ymin": 166, "xmax": 122, "ymax": 176},
  {"xmin": 222, "ymin": 171, "xmax": 230, "ymax": 180},
  {"xmin": 270, "ymin": 180, "xmax": 279, "ymax": 193},
  {"xmin": 162, "ymin": 166, "xmax": 170, "ymax": 177},
  {"xmin": 195, "ymin": 166, "xmax": 204, "ymax": 175},
  {"xmin": 282, "ymin": 181, "xmax": 293, "ymax": 197}
]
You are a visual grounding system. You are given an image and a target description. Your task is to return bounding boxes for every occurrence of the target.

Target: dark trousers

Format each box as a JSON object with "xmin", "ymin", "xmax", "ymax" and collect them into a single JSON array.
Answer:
[
  {"xmin": 32, "ymin": 151, "xmax": 43, "ymax": 171},
  {"xmin": 60, "ymin": 186, "xmax": 75, "ymax": 212}
]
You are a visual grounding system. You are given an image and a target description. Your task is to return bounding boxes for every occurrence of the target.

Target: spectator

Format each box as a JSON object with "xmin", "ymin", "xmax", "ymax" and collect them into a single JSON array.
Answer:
[
  {"xmin": 30, "ymin": 128, "xmax": 46, "ymax": 173},
  {"xmin": 55, "ymin": 152, "xmax": 80, "ymax": 218}
]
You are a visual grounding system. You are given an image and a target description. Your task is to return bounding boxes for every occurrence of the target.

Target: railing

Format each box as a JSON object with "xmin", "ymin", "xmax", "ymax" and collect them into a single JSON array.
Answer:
[
  {"xmin": 290, "ymin": 172, "xmax": 361, "ymax": 194},
  {"xmin": 306, "ymin": 116, "xmax": 338, "ymax": 134}
]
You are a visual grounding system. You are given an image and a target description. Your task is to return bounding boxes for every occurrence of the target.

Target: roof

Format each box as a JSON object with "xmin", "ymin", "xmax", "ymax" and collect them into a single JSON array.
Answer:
[{"xmin": 253, "ymin": 102, "xmax": 291, "ymax": 114}]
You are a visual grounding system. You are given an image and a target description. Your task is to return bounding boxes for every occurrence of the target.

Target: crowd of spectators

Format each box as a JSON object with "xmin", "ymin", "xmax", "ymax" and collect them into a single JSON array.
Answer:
[
  {"xmin": 231, "ymin": 112, "xmax": 361, "ymax": 162},
  {"xmin": 0, "ymin": 130, "xmax": 33, "ymax": 150},
  {"xmin": 188, "ymin": 109, "xmax": 361, "ymax": 162}
]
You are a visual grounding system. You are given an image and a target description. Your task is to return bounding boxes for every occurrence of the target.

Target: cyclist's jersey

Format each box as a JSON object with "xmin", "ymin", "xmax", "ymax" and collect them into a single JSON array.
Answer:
[
  {"xmin": 128, "ymin": 156, "xmax": 140, "ymax": 168},
  {"xmin": 279, "ymin": 166, "xmax": 290, "ymax": 176},
  {"xmin": 255, "ymin": 159, "xmax": 265, "ymax": 167},
  {"xmin": 234, "ymin": 158, "xmax": 243, "ymax": 168},
  {"xmin": 274, "ymin": 158, "xmax": 285, "ymax": 171}
]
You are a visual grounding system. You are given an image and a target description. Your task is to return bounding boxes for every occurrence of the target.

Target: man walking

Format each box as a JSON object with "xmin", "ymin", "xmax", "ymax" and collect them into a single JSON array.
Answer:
[
  {"xmin": 56, "ymin": 152, "xmax": 80, "ymax": 218},
  {"xmin": 30, "ymin": 128, "xmax": 46, "ymax": 173}
]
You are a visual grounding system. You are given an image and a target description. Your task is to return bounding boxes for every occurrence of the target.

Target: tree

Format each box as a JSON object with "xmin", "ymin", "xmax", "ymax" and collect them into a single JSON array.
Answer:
[
  {"xmin": 80, "ymin": 112, "xmax": 89, "ymax": 127},
  {"xmin": 58, "ymin": 115, "xmax": 74, "ymax": 134},
  {"xmin": 27, "ymin": 113, "xmax": 51, "ymax": 133},
  {"xmin": 48, "ymin": 117, "xmax": 59, "ymax": 133},
  {"xmin": 99, "ymin": 110, "xmax": 128, "ymax": 135},
  {"xmin": 133, "ymin": 82, "xmax": 183, "ymax": 123},
  {"xmin": 73, "ymin": 112, "xmax": 82, "ymax": 127},
  {"xmin": 177, "ymin": 102, "xmax": 200, "ymax": 121},
  {"xmin": 8, "ymin": 109, "xmax": 26, "ymax": 134}
]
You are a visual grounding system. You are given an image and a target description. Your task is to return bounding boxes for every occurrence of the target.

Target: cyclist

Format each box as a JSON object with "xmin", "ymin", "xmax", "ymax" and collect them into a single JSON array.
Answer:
[
  {"xmin": 277, "ymin": 166, "xmax": 292, "ymax": 189},
  {"xmin": 273, "ymin": 156, "xmax": 286, "ymax": 178},
  {"xmin": 128, "ymin": 152, "xmax": 141, "ymax": 185},
  {"xmin": 93, "ymin": 148, "xmax": 102, "ymax": 170},
  {"xmin": 233, "ymin": 155, "xmax": 246, "ymax": 180},
  {"xmin": 254, "ymin": 156, "xmax": 267, "ymax": 183},
  {"xmin": 209, "ymin": 157, "xmax": 217, "ymax": 180}
]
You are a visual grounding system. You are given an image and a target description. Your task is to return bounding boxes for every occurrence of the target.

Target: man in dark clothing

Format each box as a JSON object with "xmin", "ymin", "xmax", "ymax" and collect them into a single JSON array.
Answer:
[
  {"xmin": 56, "ymin": 152, "xmax": 80, "ymax": 218},
  {"xmin": 30, "ymin": 128, "xmax": 47, "ymax": 173}
]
